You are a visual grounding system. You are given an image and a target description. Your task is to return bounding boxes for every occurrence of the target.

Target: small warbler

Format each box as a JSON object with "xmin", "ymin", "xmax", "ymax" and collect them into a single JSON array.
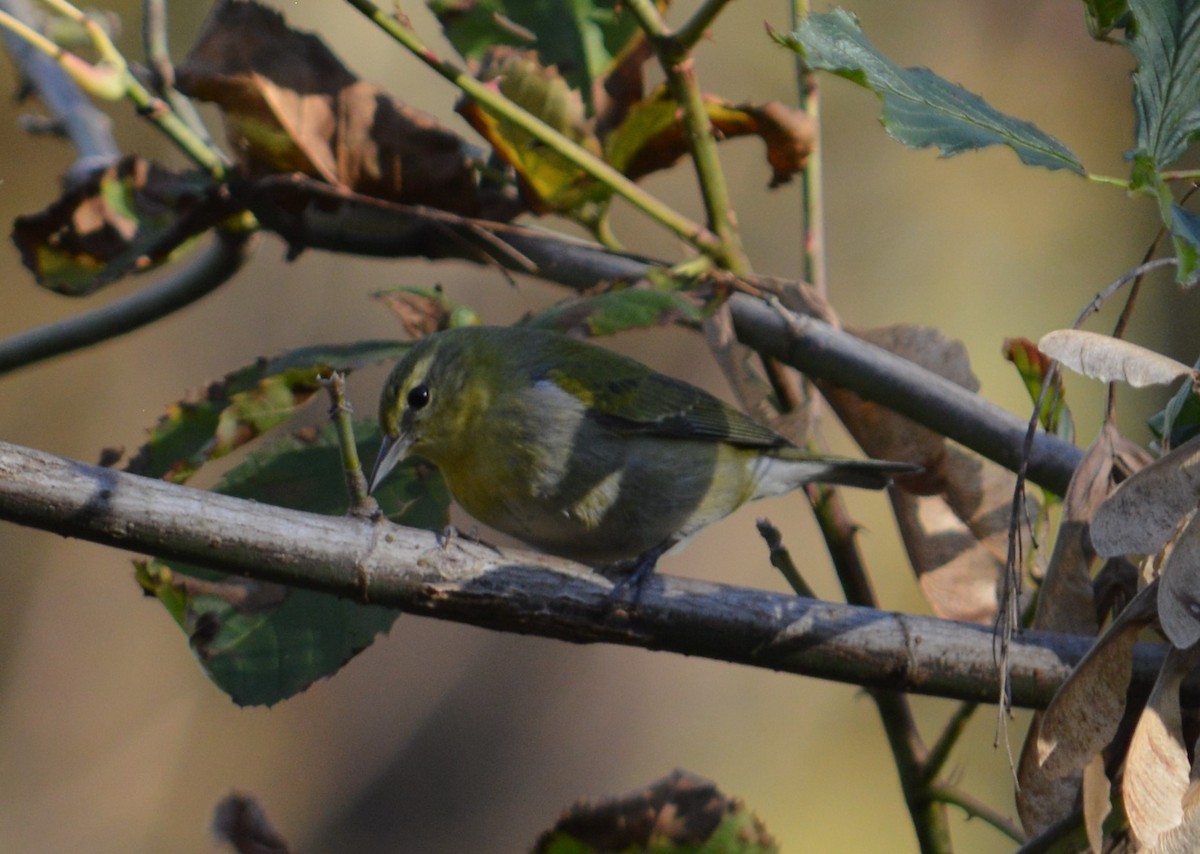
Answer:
[{"xmin": 370, "ymin": 326, "xmax": 915, "ymax": 589}]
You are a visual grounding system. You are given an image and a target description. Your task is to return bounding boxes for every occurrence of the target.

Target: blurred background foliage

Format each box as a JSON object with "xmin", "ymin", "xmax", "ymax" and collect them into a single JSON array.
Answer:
[{"xmin": 0, "ymin": 1, "xmax": 1187, "ymax": 851}]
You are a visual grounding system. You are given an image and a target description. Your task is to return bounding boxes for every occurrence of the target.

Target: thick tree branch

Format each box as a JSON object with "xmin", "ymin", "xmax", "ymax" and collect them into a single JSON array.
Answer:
[{"xmin": 0, "ymin": 439, "xmax": 1158, "ymax": 709}]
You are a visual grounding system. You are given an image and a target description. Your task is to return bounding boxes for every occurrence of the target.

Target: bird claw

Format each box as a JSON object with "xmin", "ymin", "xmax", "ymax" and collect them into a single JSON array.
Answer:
[{"xmin": 606, "ymin": 540, "xmax": 673, "ymax": 605}]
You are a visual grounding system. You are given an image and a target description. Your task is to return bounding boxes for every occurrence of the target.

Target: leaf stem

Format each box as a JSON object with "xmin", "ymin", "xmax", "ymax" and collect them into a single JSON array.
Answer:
[{"xmin": 343, "ymin": 0, "xmax": 724, "ymax": 258}]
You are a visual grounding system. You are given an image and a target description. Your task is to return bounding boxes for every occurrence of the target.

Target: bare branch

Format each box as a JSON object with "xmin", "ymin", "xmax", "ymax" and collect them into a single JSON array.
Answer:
[{"xmin": 0, "ymin": 229, "xmax": 253, "ymax": 375}]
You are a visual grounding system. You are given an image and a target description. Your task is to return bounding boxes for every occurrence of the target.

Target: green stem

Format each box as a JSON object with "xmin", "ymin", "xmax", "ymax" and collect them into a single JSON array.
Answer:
[
  {"xmin": 142, "ymin": 0, "xmax": 223, "ymax": 156},
  {"xmin": 323, "ymin": 372, "xmax": 377, "ymax": 515},
  {"xmin": 792, "ymin": 0, "xmax": 825, "ymax": 293},
  {"xmin": 0, "ymin": 4, "xmax": 225, "ymax": 176},
  {"xmin": 1085, "ymin": 173, "xmax": 1131, "ymax": 188},
  {"xmin": 1159, "ymin": 169, "xmax": 1200, "ymax": 181},
  {"xmin": 344, "ymin": 0, "xmax": 723, "ymax": 258},
  {"xmin": 625, "ymin": 0, "xmax": 750, "ymax": 274}
]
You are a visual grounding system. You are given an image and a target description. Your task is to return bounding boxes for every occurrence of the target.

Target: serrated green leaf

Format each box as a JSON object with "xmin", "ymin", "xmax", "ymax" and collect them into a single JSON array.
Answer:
[
  {"xmin": 138, "ymin": 421, "xmax": 450, "ymax": 706},
  {"xmin": 773, "ymin": 9, "xmax": 1083, "ymax": 173},
  {"xmin": 430, "ymin": 0, "xmax": 652, "ymax": 114},
  {"xmin": 1123, "ymin": 0, "xmax": 1200, "ymax": 283},
  {"xmin": 127, "ymin": 340, "xmax": 411, "ymax": 482},
  {"xmin": 1129, "ymin": 0, "xmax": 1200, "ymax": 168}
]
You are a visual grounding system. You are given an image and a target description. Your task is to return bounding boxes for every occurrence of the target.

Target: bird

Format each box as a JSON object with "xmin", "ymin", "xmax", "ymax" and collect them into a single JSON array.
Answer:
[{"xmin": 369, "ymin": 325, "xmax": 915, "ymax": 593}]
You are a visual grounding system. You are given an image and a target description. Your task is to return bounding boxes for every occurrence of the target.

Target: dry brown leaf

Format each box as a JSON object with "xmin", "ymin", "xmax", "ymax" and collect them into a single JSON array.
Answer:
[
  {"xmin": 825, "ymin": 325, "xmax": 1024, "ymax": 623},
  {"xmin": 1158, "ymin": 512, "xmax": 1200, "ymax": 648},
  {"xmin": 1039, "ymin": 329, "xmax": 1194, "ymax": 388},
  {"xmin": 1035, "ymin": 581, "xmax": 1158, "ymax": 777},
  {"xmin": 1082, "ymin": 753, "xmax": 1112, "ymax": 854},
  {"xmin": 1031, "ymin": 424, "xmax": 1125, "ymax": 636},
  {"xmin": 1017, "ymin": 581, "xmax": 1160, "ymax": 835},
  {"xmin": 1125, "ymin": 645, "xmax": 1200, "ymax": 849},
  {"xmin": 1091, "ymin": 435, "xmax": 1200, "ymax": 558},
  {"xmin": 1016, "ymin": 722, "xmax": 1090, "ymax": 837},
  {"xmin": 177, "ymin": 0, "xmax": 482, "ymax": 214},
  {"xmin": 1150, "ymin": 783, "xmax": 1200, "ymax": 854},
  {"xmin": 890, "ymin": 457, "xmax": 1007, "ymax": 624}
]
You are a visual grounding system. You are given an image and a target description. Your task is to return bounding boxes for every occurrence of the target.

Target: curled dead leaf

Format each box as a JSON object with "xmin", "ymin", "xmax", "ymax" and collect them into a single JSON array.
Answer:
[
  {"xmin": 1091, "ymin": 434, "xmax": 1200, "ymax": 558},
  {"xmin": 177, "ymin": 0, "xmax": 484, "ymax": 214},
  {"xmin": 1125, "ymin": 645, "xmax": 1200, "ymax": 849},
  {"xmin": 1158, "ymin": 512, "xmax": 1200, "ymax": 648},
  {"xmin": 1039, "ymin": 329, "xmax": 1194, "ymax": 388}
]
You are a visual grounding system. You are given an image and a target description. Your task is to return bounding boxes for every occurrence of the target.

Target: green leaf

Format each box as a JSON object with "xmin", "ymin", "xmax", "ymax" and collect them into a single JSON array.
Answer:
[
  {"xmin": 458, "ymin": 48, "xmax": 605, "ymax": 214},
  {"xmin": 1149, "ymin": 365, "xmax": 1200, "ymax": 448},
  {"xmin": 1002, "ymin": 337, "xmax": 1075, "ymax": 444},
  {"xmin": 126, "ymin": 341, "xmax": 411, "ymax": 482},
  {"xmin": 1124, "ymin": 0, "xmax": 1200, "ymax": 282},
  {"xmin": 773, "ymin": 9, "xmax": 1083, "ymax": 173},
  {"xmin": 1081, "ymin": 0, "xmax": 1133, "ymax": 39},
  {"xmin": 429, "ymin": 0, "xmax": 651, "ymax": 114},
  {"xmin": 137, "ymin": 421, "xmax": 450, "ymax": 706},
  {"xmin": 1129, "ymin": 0, "xmax": 1200, "ymax": 169}
]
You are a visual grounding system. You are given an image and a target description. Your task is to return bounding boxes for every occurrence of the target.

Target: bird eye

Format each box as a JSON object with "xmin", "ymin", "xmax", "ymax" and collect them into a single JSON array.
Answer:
[{"xmin": 407, "ymin": 384, "xmax": 430, "ymax": 410}]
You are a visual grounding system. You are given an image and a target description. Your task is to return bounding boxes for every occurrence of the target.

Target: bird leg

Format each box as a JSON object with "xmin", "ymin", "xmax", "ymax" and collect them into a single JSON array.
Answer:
[{"xmin": 607, "ymin": 538, "xmax": 676, "ymax": 603}]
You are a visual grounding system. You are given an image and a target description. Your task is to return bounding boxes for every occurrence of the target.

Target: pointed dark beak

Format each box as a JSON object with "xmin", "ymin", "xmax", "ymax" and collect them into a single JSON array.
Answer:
[{"xmin": 369, "ymin": 434, "xmax": 411, "ymax": 493}]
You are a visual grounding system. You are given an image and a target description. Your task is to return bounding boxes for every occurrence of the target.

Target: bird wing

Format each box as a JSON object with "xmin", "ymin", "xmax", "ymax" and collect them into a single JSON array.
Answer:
[{"xmin": 544, "ymin": 366, "xmax": 788, "ymax": 449}]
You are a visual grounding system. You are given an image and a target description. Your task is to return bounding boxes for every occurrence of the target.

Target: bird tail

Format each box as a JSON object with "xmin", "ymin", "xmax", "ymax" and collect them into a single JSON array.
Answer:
[{"xmin": 758, "ymin": 448, "xmax": 920, "ymax": 494}]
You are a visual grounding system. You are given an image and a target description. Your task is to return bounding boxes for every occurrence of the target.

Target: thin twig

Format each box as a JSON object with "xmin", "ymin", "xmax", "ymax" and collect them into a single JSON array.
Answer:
[
  {"xmin": 141, "ymin": 0, "xmax": 222, "ymax": 155},
  {"xmin": 921, "ymin": 702, "xmax": 978, "ymax": 785},
  {"xmin": 322, "ymin": 371, "xmax": 376, "ymax": 515},
  {"xmin": 929, "ymin": 782, "xmax": 1026, "ymax": 843},
  {"xmin": 755, "ymin": 518, "xmax": 815, "ymax": 598}
]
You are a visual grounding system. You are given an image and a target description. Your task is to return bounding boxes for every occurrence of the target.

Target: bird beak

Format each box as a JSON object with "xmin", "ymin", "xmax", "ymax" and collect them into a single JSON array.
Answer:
[{"xmin": 369, "ymin": 434, "xmax": 411, "ymax": 494}]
